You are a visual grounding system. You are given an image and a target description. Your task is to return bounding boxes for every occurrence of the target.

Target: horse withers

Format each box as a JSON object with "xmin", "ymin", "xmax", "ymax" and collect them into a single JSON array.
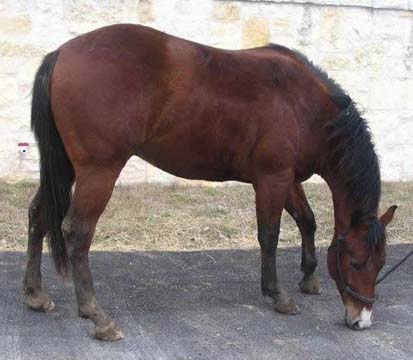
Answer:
[{"xmin": 23, "ymin": 24, "xmax": 397, "ymax": 340}]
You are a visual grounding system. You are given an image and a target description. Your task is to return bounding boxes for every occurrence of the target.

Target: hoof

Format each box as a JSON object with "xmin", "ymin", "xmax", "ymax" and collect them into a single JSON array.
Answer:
[
  {"xmin": 273, "ymin": 291, "xmax": 300, "ymax": 315},
  {"xmin": 93, "ymin": 322, "xmax": 124, "ymax": 342},
  {"xmin": 25, "ymin": 289, "xmax": 55, "ymax": 312},
  {"xmin": 299, "ymin": 274, "xmax": 320, "ymax": 295}
]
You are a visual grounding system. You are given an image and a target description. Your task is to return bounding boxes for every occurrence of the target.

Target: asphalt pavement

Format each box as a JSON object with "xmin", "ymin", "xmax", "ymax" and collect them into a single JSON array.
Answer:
[{"xmin": 1, "ymin": 245, "xmax": 412, "ymax": 359}]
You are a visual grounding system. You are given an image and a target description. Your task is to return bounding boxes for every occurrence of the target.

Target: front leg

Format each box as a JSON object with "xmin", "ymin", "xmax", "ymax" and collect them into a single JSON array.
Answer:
[
  {"xmin": 254, "ymin": 172, "xmax": 299, "ymax": 315},
  {"xmin": 285, "ymin": 183, "xmax": 320, "ymax": 294}
]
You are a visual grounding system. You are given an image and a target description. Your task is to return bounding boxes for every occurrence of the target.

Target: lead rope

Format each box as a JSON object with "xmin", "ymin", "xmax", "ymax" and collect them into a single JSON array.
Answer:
[{"xmin": 376, "ymin": 249, "xmax": 413, "ymax": 285}]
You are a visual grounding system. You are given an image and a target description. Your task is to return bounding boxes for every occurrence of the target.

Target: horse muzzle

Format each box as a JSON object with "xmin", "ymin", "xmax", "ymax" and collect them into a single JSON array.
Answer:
[{"xmin": 345, "ymin": 307, "xmax": 373, "ymax": 330}]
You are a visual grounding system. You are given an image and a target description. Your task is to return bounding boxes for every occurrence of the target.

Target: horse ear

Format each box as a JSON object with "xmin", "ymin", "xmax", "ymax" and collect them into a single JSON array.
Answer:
[{"xmin": 379, "ymin": 205, "xmax": 398, "ymax": 227}]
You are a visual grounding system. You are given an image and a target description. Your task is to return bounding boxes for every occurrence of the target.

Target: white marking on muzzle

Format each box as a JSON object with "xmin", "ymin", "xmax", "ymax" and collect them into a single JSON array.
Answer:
[
  {"xmin": 358, "ymin": 307, "xmax": 373, "ymax": 329},
  {"xmin": 345, "ymin": 306, "xmax": 373, "ymax": 330}
]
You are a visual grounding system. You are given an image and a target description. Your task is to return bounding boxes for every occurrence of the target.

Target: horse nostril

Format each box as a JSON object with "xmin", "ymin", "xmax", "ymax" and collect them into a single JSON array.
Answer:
[{"xmin": 352, "ymin": 321, "xmax": 361, "ymax": 330}]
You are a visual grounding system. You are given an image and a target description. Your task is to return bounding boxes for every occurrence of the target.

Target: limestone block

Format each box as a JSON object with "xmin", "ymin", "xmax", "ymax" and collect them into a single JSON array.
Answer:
[
  {"xmin": 0, "ymin": 41, "xmax": 45, "ymax": 57},
  {"xmin": 0, "ymin": 76, "xmax": 18, "ymax": 107},
  {"xmin": 242, "ymin": 17, "xmax": 270, "ymax": 48},
  {"xmin": 320, "ymin": 54, "xmax": 352, "ymax": 72},
  {"xmin": 117, "ymin": 157, "xmax": 149, "ymax": 185},
  {"xmin": 325, "ymin": 8, "xmax": 372, "ymax": 53},
  {"xmin": 212, "ymin": 3, "xmax": 240, "ymax": 22},
  {"xmin": 368, "ymin": 110, "xmax": 400, "ymax": 144},
  {"xmin": 401, "ymin": 143, "xmax": 413, "ymax": 178},
  {"xmin": 368, "ymin": 110, "xmax": 413, "ymax": 181},
  {"xmin": 369, "ymin": 79, "xmax": 404, "ymax": 110},
  {"xmin": 373, "ymin": 0, "xmax": 410, "ymax": 10},
  {"xmin": 372, "ymin": 11, "xmax": 410, "ymax": 43},
  {"xmin": 270, "ymin": 5, "xmax": 302, "ymax": 48},
  {"xmin": 380, "ymin": 114, "xmax": 413, "ymax": 181},
  {"xmin": 18, "ymin": 58, "xmax": 42, "ymax": 98},
  {"xmin": 353, "ymin": 41, "xmax": 386, "ymax": 71},
  {"xmin": 271, "ymin": 16, "xmax": 293, "ymax": 37},
  {"xmin": 65, "ymin": 2, "xmax": 122, "ymax": 23},
  {"xmin": 378, "ymin": 150, "xmax": 403, "ymax": 180},
  {"xmin": 381, "ymin": 54, "xmax": 409, "ymax": 81},
  {"xmin": 0, "ymin": 15, "xmax": 31, "ymax": 35},
  {"xmin": 0, "ymin": 57, "xmax": 25, "ymax": 75},
  {"xmin": 210, "ymin": 22, "xmax": 241, "ymax": 49},
  {"xmin": 66, "ymin": 22, "xmax": 107, "ymax": 37},
  {"xmin": 401, "ymin": 79, "xmax": 413, "ymax": 109},
  {"xmin": 318, "ymin": 7, "xmax": 345, "ymax": 51},
  {"xmin": 146, "ymin": 163, "xmax": 175, "ymax": 183},
  {"xmin": 64, "ymin": 1, "xmax": 124, "ymax": 35},
  {"xmin": 369, "ymin": 113, "xmax": 405, "ymax": 180},
  {"xmin": 138, "ymin": 0, "xmax": 155, "ymax": 24},
  {"xmin": 151, "ymin": 0, "xmax": 213, "ymax": 46}
]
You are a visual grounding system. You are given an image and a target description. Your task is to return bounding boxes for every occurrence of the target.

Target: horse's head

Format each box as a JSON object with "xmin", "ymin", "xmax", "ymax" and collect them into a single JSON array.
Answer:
[{"xmin": 327, "ymin": 206, "xmax": 397, "ymax": 330}]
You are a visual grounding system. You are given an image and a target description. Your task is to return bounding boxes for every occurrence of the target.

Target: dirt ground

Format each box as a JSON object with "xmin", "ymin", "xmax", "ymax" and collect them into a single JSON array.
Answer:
[
  {"xmin": 2, "ymin": 246, "xmax": 413, "ymax": 359},
  {"xmin": 0, "ymin": 181, "xmax": 411, "ymax": 251}
]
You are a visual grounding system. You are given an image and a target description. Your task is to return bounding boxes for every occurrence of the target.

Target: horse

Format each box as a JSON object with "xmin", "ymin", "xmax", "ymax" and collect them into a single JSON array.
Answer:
[{"xmin": 24, "ymin": 24, "xmax": 397, "ymax": 341}]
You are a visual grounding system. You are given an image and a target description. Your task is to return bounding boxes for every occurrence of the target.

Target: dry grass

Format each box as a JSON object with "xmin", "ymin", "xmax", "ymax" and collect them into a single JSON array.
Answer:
[{"xmin": 0, "ymin": 181, "xmax": 411, "ymax": 252}]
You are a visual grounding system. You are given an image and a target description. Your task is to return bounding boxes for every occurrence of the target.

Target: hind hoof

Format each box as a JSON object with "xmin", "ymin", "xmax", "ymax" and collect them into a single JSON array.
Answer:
[
  {"xmin": 273, "ymin": 291, "xmax": 300, "ymax": 315},
  {"xmin": 299, "ymin": 274, "xmax": 320, "ymax": 295},
  {"xmin": 94, "ymin": 322, "xmax": 124, "ymax": 341}
]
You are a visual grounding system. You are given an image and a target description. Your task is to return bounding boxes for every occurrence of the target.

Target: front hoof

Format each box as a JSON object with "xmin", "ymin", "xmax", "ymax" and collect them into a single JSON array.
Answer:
[
  {"xmin": 26, "ymin": 290, "xmax": 55, "ymax": 312},
  {"xmin": 273, "ymin": 291, "xmax": 300, "ymax": 315},
  {"xmin": 299, "ymin": 274, "xmax": 320, "ymax": 295},
  {"xmin": 93, "ymin": 322, "xmax": 124, "ymax": 341}
]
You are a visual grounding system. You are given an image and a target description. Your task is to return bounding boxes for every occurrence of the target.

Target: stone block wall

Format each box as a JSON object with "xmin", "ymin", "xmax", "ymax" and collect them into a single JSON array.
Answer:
[{"xmin": 0, "ymin": 0, "xmax": 412, "ymax": 183}]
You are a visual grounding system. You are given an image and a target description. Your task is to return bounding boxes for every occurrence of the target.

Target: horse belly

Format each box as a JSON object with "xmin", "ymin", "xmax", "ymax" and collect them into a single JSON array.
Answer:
[{"xmin": 135, "ymin": 138, "xmax": 250, "ymax": 182}]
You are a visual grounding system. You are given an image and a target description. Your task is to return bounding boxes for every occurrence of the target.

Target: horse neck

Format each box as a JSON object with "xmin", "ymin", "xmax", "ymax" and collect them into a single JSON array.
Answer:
[
  {"xmin": 324, "ymin": 173, "xmax": 380, "ymax": 240},
  {"xmin": 325, "ymin": 175, "xmax": 354, "ymax": 238}
]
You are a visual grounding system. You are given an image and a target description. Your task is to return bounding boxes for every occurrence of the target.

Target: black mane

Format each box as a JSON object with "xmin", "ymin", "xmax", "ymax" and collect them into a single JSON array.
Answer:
[{"xmin": 266, "ymin": 43, "xmax": 383, "ymax": 250}]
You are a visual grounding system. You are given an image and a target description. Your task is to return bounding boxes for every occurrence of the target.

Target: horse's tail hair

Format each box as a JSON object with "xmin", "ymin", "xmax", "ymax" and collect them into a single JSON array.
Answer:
[{"xmin": 31, "ymin": 50, "xmax": 74, "ymax": 278}]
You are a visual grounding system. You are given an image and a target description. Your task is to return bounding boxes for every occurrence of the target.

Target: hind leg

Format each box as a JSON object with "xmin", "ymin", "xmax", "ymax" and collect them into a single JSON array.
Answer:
[
  {"xmin": 63, "ymin": 165, "xmax": 123, "ymax": 341},
  {"xmin": 285, "ymin": 183, "xmax": 320, "ymax": 294},
  {"xmin": 23, "ymin": 188, "xmax": 55, "ymax": 312}
]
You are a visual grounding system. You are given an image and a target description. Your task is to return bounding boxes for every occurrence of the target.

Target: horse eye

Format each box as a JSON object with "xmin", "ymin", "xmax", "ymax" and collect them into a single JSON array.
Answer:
[{"xmin": 350, "ymin": 259, "xmax": 361, "ymax": 271}]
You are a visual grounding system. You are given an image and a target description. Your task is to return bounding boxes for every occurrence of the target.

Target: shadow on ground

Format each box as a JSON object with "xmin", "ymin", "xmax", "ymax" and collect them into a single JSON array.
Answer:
[{"xmin": 1, "ymin": 245, "xmax": 412, "ymax": 360}]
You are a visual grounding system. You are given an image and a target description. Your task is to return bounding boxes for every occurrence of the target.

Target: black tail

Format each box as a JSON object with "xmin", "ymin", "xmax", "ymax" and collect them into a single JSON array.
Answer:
[{"xmin": 31, "ymin": 50, "xmax": 74, "ymax": 278}]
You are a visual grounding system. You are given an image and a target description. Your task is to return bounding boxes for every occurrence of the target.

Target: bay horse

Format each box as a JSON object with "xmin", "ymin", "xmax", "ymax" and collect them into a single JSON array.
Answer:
[{"xmin": 24, "ymin": 24, "xmax": 397, "ymax": 341}]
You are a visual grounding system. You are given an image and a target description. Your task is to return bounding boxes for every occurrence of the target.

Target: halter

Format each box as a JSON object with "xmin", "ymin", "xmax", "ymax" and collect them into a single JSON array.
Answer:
[
  {"xmin": 333, "ymin": 237, "xmax": 413, "ymax": 305},
  {"xmin": 332, "ymin": 237, "xmax": 377, "ymax": 304}
]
